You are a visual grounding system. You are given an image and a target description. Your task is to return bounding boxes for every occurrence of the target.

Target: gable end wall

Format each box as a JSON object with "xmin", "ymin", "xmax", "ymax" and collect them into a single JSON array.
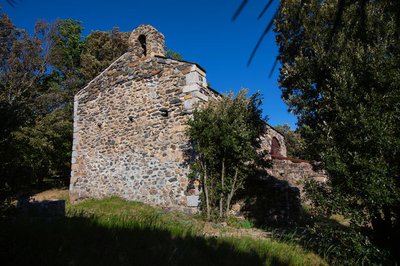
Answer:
[{"xmin": 70, "ymin": 54, "xmax": 219, "ymax": 211}]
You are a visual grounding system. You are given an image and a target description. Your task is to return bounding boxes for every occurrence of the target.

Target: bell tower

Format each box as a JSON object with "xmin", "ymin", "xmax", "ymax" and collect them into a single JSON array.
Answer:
[{"xmin": 128, "ymin": 24, "xmax": 166, "ymax": 58}]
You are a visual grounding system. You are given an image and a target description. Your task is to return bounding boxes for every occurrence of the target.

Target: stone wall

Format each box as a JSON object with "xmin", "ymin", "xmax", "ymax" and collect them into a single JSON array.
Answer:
[
  {"xmin": 233, "ymin": 160, "xmax": 326, "ymax": 224},
  {"xmin": 267, "ymin": 158, "xmax": 327, "ymax": 195},
  {"xmin": 260, "ymin": 127, "xmax": 287, "ymax": 159},
  {"xmin": 235, "ymin": 176, "xmax": 301, "ymax": 225}
]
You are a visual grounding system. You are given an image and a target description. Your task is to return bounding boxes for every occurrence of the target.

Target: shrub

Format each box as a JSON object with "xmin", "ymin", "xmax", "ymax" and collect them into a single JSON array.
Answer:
[{"xmin": 186, "ymin": 89, "xmax": 266, "ymax": 221}]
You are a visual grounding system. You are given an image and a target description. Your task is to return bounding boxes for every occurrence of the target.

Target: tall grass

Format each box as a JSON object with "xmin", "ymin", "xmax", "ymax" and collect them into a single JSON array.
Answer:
[
  {"xmin": 1, "ymin": 197, "xmax": 325, "ymax": 266},
  {"xmin": 267, "ymin": 219, "xmax": 390, "ymax": 265}
]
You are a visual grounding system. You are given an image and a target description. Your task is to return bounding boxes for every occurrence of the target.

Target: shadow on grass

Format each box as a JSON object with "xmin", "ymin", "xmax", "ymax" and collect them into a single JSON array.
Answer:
[
  {"xmin": 1, "ymin": 178, "xmax": 68, "ymax": 205},
  {"xmin": 235, "ymin": 174, "xmax": 393, "ymax": 264},
  {"xmin": 0, "ymin": 215, "xmax": 290, "ymax": 266},
  {"xmin": 238, "ymin": 174, "xmax": 301, "ymax": 227},
  {"xmin": 257, "ymin": 205, "xmax": 393, "ymax": 265}
]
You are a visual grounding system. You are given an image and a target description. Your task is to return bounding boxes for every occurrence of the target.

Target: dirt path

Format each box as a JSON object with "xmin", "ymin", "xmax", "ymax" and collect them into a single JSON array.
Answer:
[
  {"xmin": 201, "ymin": 222, "xmax": 271, "ymax": 240},
  {"xmin": 31, "ymin": 188, "xmax": 69, "ymax": 201}
]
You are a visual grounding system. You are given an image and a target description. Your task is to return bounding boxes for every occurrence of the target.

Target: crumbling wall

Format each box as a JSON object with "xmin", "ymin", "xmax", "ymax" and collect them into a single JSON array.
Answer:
[
  {"xmin": 267, "ymin": 159, "xmax": 327, "ymax": 194},
  {"xmin": 260, "ymin": 126, "xmax": 287, "ymax": 159}
]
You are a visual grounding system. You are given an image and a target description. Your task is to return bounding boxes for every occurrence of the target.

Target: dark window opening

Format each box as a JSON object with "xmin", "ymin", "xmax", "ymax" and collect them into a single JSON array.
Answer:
[
  {"xmin": 271, "ymin": 137, "xmax": 282, "ymax": 156},
  {"xmin": 138, "ymin": 34, "xmax": 147, "ymax": 56}
]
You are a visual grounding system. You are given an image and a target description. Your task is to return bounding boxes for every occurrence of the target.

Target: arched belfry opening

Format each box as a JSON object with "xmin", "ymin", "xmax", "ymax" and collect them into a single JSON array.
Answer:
[
  {"xmin": 271, "ymin": 137, "xmax": 282, "ymax": 157},
  {"xmin": 138, "ymin": 34, "xmax": 147, "ymax": 57},
  {"xmin": 128, "ymin": 25, "xmax": 166, "ymax": 58}
]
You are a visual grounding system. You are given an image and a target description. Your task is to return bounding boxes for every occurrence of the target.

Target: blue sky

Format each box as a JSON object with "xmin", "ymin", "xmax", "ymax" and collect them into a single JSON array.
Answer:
[{"xmin": 3, "ymin": 0, "xmax": 297, "ymax": 128}]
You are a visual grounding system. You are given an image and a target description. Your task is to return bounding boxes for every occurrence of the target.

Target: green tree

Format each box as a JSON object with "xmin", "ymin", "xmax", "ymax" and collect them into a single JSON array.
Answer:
[
  {"xmin": 13, "ymin": 19, "xmax": 85, "ymax": 183},
  {"xmin": 0, "ymin": 10, "xmax": 138, "ymax": 199},
  {"xmin": 47, "ymin": 18, "xmax": 85, "ymax": 98},
  {"xmin": 275, "ymin": 0, "xmax": 400, "ymax": 249},
  {"xmin": 187, "ymin": 89, "xmax": 266, "ymax": 220},
  {"xmin": 0, "ymin": 13, "xmax": 47, "ymax": 189},
  {"xmin": 80, "ymin": 28, "xmax": 129, "ymax": 82},
  {"xmin": 165, "ymin": 49, "xmax": 183, "ymax": 61}
]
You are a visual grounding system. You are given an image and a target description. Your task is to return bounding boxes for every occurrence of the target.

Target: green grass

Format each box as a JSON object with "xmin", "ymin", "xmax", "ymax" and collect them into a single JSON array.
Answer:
[
  {"xmin": 227, "ymin": 215, "xmax": 255, "ymax": 229},
  {"xmin": 1, "ymin": 197, "xmax": 326, "ymax": 266}
]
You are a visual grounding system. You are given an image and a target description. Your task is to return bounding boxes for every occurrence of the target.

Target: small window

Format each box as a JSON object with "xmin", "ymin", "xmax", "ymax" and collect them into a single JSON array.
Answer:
[{"xmin": 138, "ymin": 34, "xmax": 147, "ymax": 56}]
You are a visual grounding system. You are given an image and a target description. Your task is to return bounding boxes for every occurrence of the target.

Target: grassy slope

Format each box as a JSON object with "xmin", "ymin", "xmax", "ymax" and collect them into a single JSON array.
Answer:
[{"xmin": 1, "ymin": 197, "xmax": 326, "ymax": 266}]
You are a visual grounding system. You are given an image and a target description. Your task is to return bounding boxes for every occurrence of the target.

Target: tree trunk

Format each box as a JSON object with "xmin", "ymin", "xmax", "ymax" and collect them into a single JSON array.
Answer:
[
  {"xmin": 202, "ymin": 162, "xmax": 210, "ymax": 220},
  {"xmin": 226, "ymin": 168, "xmax": 238, "ymax": 217},
  {"xmin": 370, "ymin": 206, "xmax": 393, "ymax": 245},
  {"xmin": 219, "ymin": 159, "xmax": 225, "ymax": 218}
]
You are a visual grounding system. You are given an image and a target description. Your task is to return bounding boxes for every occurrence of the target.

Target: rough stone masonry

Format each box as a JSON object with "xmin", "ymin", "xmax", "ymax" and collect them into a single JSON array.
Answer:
[{"xmin": 70, "ymin": 25, "xmax": 320, "ymax": 212}]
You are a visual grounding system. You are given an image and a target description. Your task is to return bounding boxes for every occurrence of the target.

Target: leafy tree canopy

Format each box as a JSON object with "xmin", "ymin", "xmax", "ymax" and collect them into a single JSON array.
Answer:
[
  {"xmin": 0, "ymin": 12, "xmax": 132, "ymax": 198},
  {"xmin": 275, "ymin": 0, "xmax": 400, "ymax": 250},
  {"xmin": 81, "ymin": 28, "xmax": 129, "ymax": 81},
  {"xmin": 187, "ymin": 89, "xmax": 266, "ymax": 220},
  {"xmin": 165, "ymin": 49, "xmax": 183, "ymax": 61}
]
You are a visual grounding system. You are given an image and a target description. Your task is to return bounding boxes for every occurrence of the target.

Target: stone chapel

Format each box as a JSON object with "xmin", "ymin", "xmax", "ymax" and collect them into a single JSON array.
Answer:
[{"xmin": 70, "ymin": 25, "xmax": 319, "ymax": 213}]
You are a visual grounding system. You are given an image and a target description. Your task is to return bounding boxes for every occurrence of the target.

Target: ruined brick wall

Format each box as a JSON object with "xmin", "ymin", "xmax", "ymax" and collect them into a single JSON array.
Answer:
[{"xmin": 70, "ymin": 24, "xmax": 287, "ymax": 211}]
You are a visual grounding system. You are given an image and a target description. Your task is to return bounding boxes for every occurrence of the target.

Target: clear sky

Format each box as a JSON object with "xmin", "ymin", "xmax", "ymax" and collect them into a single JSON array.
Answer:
[{"xmin": 2, "ymin": 0, "xmax": 297, "ymax": 128}]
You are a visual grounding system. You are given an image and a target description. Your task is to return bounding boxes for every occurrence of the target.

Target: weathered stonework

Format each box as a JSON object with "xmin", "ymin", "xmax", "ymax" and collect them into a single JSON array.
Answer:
[
  {"xmin": 267, "ymin": 158, "xmax": 327, "ymax": 195},
  {"xmin": 69, "ymin": 24, "xmax": 296, "ymax": 212}
]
